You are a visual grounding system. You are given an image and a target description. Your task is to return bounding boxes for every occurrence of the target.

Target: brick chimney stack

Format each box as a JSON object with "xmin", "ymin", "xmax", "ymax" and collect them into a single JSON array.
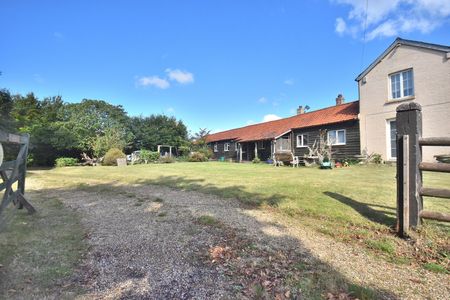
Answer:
[
  {"xmin": 336, "ymin": 94, "xmax": 345, "ymax": 105},
  {"xmin": 297, "ymin": 105, "xmax": 305, "ymax": 115}
]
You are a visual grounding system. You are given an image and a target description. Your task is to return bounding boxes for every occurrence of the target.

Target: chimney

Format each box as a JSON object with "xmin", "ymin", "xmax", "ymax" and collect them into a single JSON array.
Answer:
[
  {"xmin": 297, "ymin": 105, "xmax": 305, "ymax": 115},
  {"xmin": 336, "ymin": 94, "xmax": 345, "ymax": 106}
]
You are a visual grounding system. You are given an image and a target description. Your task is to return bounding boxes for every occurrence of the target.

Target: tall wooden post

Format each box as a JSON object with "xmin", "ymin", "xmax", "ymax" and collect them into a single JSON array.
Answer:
[
  {"xmin": 396, "ymin": 102, "xmax": 423, "ymax": 236},
  {"xmin": 239, "ymin": 144, "xmax": 243, "ymax": 162},
  {"xmin": 254, "ymin": 142, "xmax": 258, "ymax": 160}
]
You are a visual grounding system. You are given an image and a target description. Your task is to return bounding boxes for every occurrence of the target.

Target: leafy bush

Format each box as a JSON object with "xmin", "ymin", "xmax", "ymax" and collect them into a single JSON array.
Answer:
[
  {"xmin": 103, "ymin": 148, "xmax": 126, "ymax": 166},
  {"xmin": 252, "ymin": 157, "xmax": 261, "ymax": 164},
  {"xmin": 197, "ymin": 147, "xmax": 213, "ymax": 159},
  {"xmin": 55, "ymin": 157, "xmax": 78, "ymax": 167},
  {"xmin": 158, "ymin": 156, "xmax": 175, "ymax": 163},
  {"xmin": 140, "ymin": 149, "xmax": 160, "ymax": 163},
  {"xmin": 188, "ymin": 151, "xmax": 208, "ymax": 162},
  {"xmin": 178, "ymin": 145, "xmax": 190, "ymax": 157},
  {"xmin": 372, "ymin": 153, "xmax": 383, "ymax": 164}
]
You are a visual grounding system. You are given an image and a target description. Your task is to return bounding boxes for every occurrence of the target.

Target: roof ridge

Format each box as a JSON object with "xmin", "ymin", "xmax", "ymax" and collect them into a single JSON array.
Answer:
[{"xmin": 207, "ymin": 100, "xmax": 359, "ymax": 138}]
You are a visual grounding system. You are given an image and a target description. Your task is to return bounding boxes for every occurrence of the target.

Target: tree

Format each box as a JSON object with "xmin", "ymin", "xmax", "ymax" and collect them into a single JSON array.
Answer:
[
  {"xmin": 0, "ymin": 89, "xmax": 15, "ymax": 131},
  {"xmin": 191, "ymin": 128, "xmax": 211, "ymax": 150},
  {"xmin": 129, "ymin": 114, "xmax": 188, "ymax": 151}
]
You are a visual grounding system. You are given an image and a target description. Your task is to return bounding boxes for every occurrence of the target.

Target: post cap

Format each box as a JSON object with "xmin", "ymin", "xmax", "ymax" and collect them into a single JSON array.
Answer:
[{"xmin": 396, "ymin": 102, "xmax": 422, "ymax": 112}]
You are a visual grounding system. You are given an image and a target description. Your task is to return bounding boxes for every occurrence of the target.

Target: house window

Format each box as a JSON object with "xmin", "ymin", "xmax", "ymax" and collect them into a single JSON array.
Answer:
[
  {"xmin": 390, "ymin": 69, "xmax": 414, "ymax": 99},
  {"xmin": 388, "ymin": 120, "xmax": 397, "ymax": 160},
  {"xmin": 224, "ymin": 143, "xmax": 230, "ymax": 152},
  {"xmin": 328, "ymin": 129, "xmax": 346, "ymax": 145},
  {"xmin": 296, "ymin": 134, "xmax": 308, "ymax": 147},
  {"xmin": 257, "ymin": 141, "xmax": 265, "ymax": 149},
  {"xmin": 213, "ymin": 143, "xmax": 218, "ymax": 152}
]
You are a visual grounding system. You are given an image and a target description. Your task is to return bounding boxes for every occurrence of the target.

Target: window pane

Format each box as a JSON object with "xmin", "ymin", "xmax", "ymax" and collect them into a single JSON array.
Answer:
[
  {"xmin": 390, "ymin": 121, "xmax": 397, "ymax": 158},
  {"xmin": 338, "ymin": 130, "xmax": 345, "ymax": 144},
  {"xmin": 391, "ymin": 73, "xmax": 401, "ymax": 99},
  {"xmin": 303, "ymin": 135, "xmax": 308, "ymax": 146},
  {"xmin": 402, "ymin": 70, "xmax": 414, "ymax": 97},
  {"xmin": 328, "ymin": 131, "xmax": 337, "ymax": 144}
]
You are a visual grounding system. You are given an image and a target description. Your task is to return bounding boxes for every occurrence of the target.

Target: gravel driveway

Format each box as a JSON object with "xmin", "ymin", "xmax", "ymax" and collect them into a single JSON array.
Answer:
[{"xmin": 53, "ymin": 183, "xmax": 449, "ymax": 299}]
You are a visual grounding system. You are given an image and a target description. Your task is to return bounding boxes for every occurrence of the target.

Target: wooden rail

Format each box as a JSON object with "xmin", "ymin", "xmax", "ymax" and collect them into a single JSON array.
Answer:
[
  {"xmin": 420, "ymin": 187, "xmax": 450, "ymax": 199},
  {"xmin": 419, "ymin": 210, "xmax": 450, "ymax": 222},
  {"xmin": 419, "ymin": 137, "xmax": 450, "ymax": 146},
  {"xmin": 396, "ymin": 102, "xmax": 450, "ymax": 237},
  {"xmin": 419, "ymin": 162, "xmax": 450, "ymax": 173}
]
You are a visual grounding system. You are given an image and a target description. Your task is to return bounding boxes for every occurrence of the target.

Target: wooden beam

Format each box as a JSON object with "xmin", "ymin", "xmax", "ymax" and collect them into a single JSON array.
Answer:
[
  {"xmin": 402, "ymin": 135, "xmax": 410, "ymax": 233},
  {"xmin": 419, "ymin": 137, "xmax": 450, "ymax": 146},
  {"xmin": 419, "ymin": 210, "xmax": 450, "ymax": 222},
  {"xmin": 17, "ymin": 193, "xmax": 36, "ymax": 214},
  {"xmin": 0, "ymin": 160, "xmax": 16, "ymax": 171},
  {"xmin": 419, "ymin": 162, "xmax": 450, "ymax": 173},
  {"xmin": 420, "ymin": 187, "xmax": 450, "ymax": 199}
]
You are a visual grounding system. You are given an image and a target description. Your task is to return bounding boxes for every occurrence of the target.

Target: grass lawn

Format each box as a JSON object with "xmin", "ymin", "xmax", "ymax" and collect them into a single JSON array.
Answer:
[{"xmin": 7, "ymin": 162, "xmax": 450, "ymax": 275}]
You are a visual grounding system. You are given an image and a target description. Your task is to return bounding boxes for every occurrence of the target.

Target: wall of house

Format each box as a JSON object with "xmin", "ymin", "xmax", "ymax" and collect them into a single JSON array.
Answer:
[
  {"xmin": 239, "ymin": 140, "xmax": 272, "ymax": 162},
  {"xmin": 359, "ymin": 44, "xmax": 450, "ymax": 162},
  {"xmin": 209, "ymin": 140, "xmax": 239, "ymax": 161},
  {"xmin": 292, "ymin": 120, "xmax": 360, "ymax": 160}
]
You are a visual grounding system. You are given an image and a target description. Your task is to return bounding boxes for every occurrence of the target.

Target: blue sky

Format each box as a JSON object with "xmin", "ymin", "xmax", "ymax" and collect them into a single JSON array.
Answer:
[{"xmin": 1, "ymin": 0, "xmax": 449, "ymax": 134}]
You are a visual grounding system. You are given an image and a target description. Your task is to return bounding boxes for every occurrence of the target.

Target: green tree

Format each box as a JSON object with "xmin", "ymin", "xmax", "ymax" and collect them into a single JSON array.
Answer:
[
  {"xmin": 129, "ymin": 114, "xmax": 188, "ymax": 151},
  {"xmin": 0, "ymin": 89, "xmax": 15, "ymax": 131}
]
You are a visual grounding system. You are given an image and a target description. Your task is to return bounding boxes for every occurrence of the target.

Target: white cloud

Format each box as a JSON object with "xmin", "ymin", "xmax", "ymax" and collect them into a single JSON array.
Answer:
[
  {"xmin": 334, "ymin": 0, "xmax": 450, "ymax": 40},
  {"xmin": 284, "ymin": 79, "xmax": 294, "ymax": 85},
  {"xmin": 258, "ymin": 97, "xmax": 268, "ymax": 104},
  {"xmin": 263, "ymin": 114, "xmax": 281, "ymax": 122},
  {"xmin": 335, "ymin": 17, "xmax": 347, "ymax": 35},
  {"xmin": 136, "ymin": 76, "xmax": 170, "ymax": 89},
  {"xmin": 166, "ymin": 68, "xmax": 194, "ymax": 84}
]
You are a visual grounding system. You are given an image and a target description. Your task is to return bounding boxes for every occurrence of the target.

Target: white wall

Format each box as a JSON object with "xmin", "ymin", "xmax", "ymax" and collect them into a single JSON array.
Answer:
[{"xmin": 359, "ymin": 44, "xmax": 450, "ymax": 162}]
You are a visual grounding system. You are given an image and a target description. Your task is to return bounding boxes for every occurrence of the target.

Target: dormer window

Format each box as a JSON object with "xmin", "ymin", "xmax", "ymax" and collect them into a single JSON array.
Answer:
[{"xmin": 390, "ymin": 69, "xmax": 414, "ymax": 100}]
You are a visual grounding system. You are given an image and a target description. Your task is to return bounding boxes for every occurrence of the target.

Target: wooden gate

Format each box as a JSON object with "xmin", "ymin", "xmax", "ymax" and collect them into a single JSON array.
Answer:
[
  {"xmin": 396, "ymin": 102, "xmax": 450, "ymax": 237},
  {"xmin": 0, "ymin": 131, "xmax": 35, "ymax": 217}
]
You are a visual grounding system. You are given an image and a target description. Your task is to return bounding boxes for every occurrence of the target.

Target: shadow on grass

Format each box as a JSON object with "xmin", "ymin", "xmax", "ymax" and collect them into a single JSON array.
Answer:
[
  {"xmin": 136, "ymin": 175, "xmax": 286, "ymax": 208},
  {"xmin": 324, "ymin": 191, "xmax": 396, "ymax": 227}
]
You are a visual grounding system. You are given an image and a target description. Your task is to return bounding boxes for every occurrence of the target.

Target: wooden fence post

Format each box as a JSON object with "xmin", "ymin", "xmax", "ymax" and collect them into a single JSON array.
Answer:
[{"xmin": 396, "ymin": 102, "xmax": 423, "ymax": 236}]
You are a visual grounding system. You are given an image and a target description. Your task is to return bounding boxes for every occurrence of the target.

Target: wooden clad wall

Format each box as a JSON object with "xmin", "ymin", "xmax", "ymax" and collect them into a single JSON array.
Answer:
[
  {"xmin": 292, "ymin": 120, "xmax": 360, "ymax": 160},
  {"xmin": 209, "ymin": 140, "xmax": 239, "ymax": 161}
]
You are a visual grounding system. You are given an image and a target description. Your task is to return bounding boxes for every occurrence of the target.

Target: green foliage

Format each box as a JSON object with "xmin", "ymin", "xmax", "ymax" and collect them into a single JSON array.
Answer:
[
  {"xmin": 188, "ymin": 151, "xmax": 208, "ymax": 162},
  {"xmin": 158, "ymin": 156, "xmax": 175, "ymax": 163},
  {"xmin": 129, "ymin": 115, "xmax": 188, "ymax": 151},
  {"xmin": 55, "ymin": 157, "xmax": 78, "ymax": 167},
  {"xmin": 252, "ymin": 157, "xmax": 261, "ymax": 164},
  {"xmin": 423, "ymin": 262, "xmax": 448, "ymax": 274},
  {"xmin": 372, "ymin": 153, "xmax": 383, "ymax": 164},
  {"xmin": 178, "ymin": 145, "xmax": 190, "ymax": 157},
  {"xmin": 140, "ymin": 149, "xmax": 160, "ymax": 163},
  {"xmin": 92, "ymin": 126, "xmax": 128, "ymax": 157},
  {"xmin": 103, "ymin": 148, "xmax": 126, "ymax": 166},
  {"xmin": 197, "ymin": 215, "xmax": 219, "ymax": 226}
]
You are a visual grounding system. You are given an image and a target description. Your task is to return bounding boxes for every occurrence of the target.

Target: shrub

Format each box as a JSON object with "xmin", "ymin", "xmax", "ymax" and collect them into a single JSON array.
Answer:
[
  {"xmin": 252, "ymin": 157, "xmax": 261, "ymax": 164},
  {"xmin": 103, "ymin": 148, "xmax": 126, "ymax": 166},
  {"xmin": 55, "ymin": 157, "xmax": 78, "ymax": 167},
  {"xmin": 197, "ymin": 147, "xmax": 213, "ymax": 159},
  {"xmin": 178, "ymin": 145, "xmax": 191, "ymax": 157},
  {"xmin": 158, "ymin": 156, "xmax": 175, "ymax": 163},
  {"xmin": 140, "ymin": 149, "xmax": 160, "ymax": 163},
  {"xmin": 372, "ymin": 153, "xmax": 383, "ymax": 164},
  {"xmin": 188, "ymin": 152, "xmax": 208, "ymax": 162}
]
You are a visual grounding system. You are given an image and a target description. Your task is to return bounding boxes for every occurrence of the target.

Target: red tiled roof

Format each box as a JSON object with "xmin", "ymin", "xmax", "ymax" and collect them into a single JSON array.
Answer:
[{"xmin": 205, "ymin": 101, "xmax": 359, "ymax": 143}]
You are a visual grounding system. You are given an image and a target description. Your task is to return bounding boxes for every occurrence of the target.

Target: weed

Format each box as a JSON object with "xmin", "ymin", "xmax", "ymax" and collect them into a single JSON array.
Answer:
[
  {"xmin": 423, "ymin": 263, "xmax": 448, "ymax": 274},
  {"xmin": 197, "ymin": 215, "xmax": 219, "ymax": 226},
  {"xmin": 157, "ymin": 212, "xmax": 167, "ymax": 217}
]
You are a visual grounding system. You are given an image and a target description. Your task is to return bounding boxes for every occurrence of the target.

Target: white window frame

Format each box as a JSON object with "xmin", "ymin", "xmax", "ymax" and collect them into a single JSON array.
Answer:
[
  {"xmin": 213, "ymin": 143, "xmax": 218, "ymax": 152},
  {"xmin": 296, "ymin": 134, "xmax": 308, "ymax": 148},
  {"xmin": 327, "ymin": 129, "xmax": 346, "ymax": 146},
  {"xmin": 386, "ymin": 119, "xmax": 397, "ymax": 161},
  {"xmin": 224, "ymin": 142, "xmax": 230, "ymax": 152},
  {"xmin": 389, "ymin": 69, "xmax": 414, "ymax": 100}
]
